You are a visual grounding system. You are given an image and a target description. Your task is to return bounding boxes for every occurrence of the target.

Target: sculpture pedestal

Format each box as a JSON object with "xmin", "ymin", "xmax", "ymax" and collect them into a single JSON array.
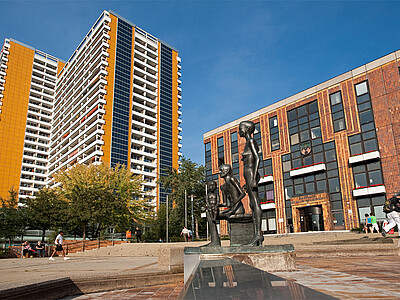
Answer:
[
  {"xmin": 184, "ymin": 245, "xmax": 296, "ymax": 283},
  {"xmin": 227, "ymin": 214, "xmax": 254, "ymax": 246}
]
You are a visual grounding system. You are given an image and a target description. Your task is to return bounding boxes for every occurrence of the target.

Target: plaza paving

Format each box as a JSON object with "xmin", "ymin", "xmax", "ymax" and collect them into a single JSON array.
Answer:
[
  {"xmin": 64, "ymin": 256, "xmax": 400, "ymax": 300},
  {"xmin": 1, "ymin": 232, "xmax": 399, "ymax": 299}
]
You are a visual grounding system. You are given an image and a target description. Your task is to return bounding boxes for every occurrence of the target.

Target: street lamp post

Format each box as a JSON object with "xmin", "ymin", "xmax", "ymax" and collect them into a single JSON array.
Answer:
[
  {"xmin": 185, "ymin": 190, "xmax": 187, "ymax": 228},
  {"xmin": 191, "ymin": 194, "xmax": 194, "ymax": 240},
  {"xmin": 166, "ymin": 194, "xmax": 169, "ymax": 243}
]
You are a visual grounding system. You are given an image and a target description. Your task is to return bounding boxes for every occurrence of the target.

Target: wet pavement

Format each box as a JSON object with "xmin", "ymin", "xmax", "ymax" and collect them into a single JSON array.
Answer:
[{"xmin": 66, "ymin": 256, "xmax": 400, "ymax": 299}]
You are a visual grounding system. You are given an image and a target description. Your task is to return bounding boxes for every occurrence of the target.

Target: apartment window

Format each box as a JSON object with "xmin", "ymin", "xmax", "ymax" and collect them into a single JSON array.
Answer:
[
  {"xmin": 352, "ymin": 161, "xmax": 383, "ymax": 188},
  {"xmin": 217, "ymin": 137, "xmax": 224, "ymax": 166},
  {"xmin": 205, "ymin": 142, "xmax": 212, "ymax": 180},
  {"xmin": 349, "ymin": 81, "xmax": 379, "ymax": 155},
  {"xmin": 254, "ymin": 123, "xmax": 263, "ymax": 158},
  {"xmin": 231, "ymin": 132, "xmax": 240, "ymax": 182},
  {"xmin": 356, "ymin": 195, "xmax": 386, "ymax": 224},
  {"xmin": 258, "ymin": 159, "xmax": 274, "ymax": 201},
  {"xmin": 329, "ymin": 91, "xmax": 346, "ymax": 132},
  {"xmin": 269, "ymin": 116, "xmax": 280, "ymax": 151}
]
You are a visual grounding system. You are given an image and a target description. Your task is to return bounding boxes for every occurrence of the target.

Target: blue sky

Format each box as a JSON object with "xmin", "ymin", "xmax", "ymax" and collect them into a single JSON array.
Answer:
[{"xmin": 1, "ymin": 1, "xmax": 400, "ymax": 165}]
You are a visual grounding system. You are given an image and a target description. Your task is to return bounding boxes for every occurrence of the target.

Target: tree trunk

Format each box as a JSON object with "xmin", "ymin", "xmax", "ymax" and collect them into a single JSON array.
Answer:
[
  {"xmin": 82, "ymin": 225, "xmax": 86, "ymax": 252},
  {"xmin": 42, "ymin": 229, "xmax": 46, "ymax": 242},
  {"xmin": 195, "ymin": 218, "xmax": 199, "ymax": 240}
]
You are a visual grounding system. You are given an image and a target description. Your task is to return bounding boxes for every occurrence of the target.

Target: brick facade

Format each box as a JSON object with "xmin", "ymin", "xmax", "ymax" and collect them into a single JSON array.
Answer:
[{"xmin": 204, "ymin": 50, "xmax": 400, "ymax": 234}]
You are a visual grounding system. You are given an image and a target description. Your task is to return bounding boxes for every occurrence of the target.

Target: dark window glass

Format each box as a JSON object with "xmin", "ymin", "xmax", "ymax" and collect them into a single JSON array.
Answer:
[
  {"xmin": 317, "ymin": 180, "xmax": 327, "ymax": 191},
  {"xmin": 354, "ymin": 173, "xmax": 368, "ymax": 188},
  {"xmin": 350, "ymin": 143, "xmax": 363, "ymax": 156},
  {"xmin": 360, "ymin": 110, "xmax": 373, "ymax": 124},
  {"xmin": 328, "ymin": 178, "xmax": 340, "ymax": 192},
  {"xmin": 288, "ymin": 110, "xmax": 297, "ymax": 121},
  {"xmin": 368, "ymin": 170, "xmax": 382, "ymax": 185},
  {"xmin": 364, "ymin": 139, "xmax": 378, "ymax": 152},
  {"xmin": 231, "ymin": 132, "xmax": 237, "ymax": 142},
  {"xmin": 334, "ymin": 119, "xmax": 346, "ymax": 132}
]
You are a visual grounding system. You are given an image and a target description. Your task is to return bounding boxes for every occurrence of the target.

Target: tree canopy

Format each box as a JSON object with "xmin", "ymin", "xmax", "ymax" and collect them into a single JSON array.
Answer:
[
  {"xmin": 52, "ymin": 163, "xmax": 151, "ymax": 239},
  {"xmin": 157, "ymin": 157, "xmax": 206, "ymax": 238}
]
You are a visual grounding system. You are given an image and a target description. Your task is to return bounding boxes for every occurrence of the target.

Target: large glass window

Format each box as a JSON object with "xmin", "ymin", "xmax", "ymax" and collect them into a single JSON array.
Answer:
[
  {"xmin": 284, "ymin": 101, "xmax": 343, "ymax": 227},
  {"xmin": 269, "ymin": 116, "xmax": 280, "ymax": 151},
  {"xmin": 205, "ymin": 142, "xmax": 212, "ymax": 180},
  {"xmin": 217, "ymin": 137, "xmax": 224, "ymax": 166},
  {"xmin": 254, "ymin": 123, "xmax": 263, "ymax": 158},
  {"xmin": 231, "ymin": 132, "xmax": 240, "ymax": 182},
  {"xmin": 329, "ymin": 91, "xmax": 346, "ymax": 132}
]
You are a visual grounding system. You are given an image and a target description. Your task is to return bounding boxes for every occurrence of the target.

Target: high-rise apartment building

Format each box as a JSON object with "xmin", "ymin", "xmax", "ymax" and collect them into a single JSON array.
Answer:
[
  {"xmin": 47, "ymin": 10, "xmax": 182, "ymax": 207},
  {"xmin": 0, "ymin": 39, "xmax": 64, "ymax": 200},
  {"xmin": 205, "ymin": 49, "xmax": 400, "ymax": 235}
]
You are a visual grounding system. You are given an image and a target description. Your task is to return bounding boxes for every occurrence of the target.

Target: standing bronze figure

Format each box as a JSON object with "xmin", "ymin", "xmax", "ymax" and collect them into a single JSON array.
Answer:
[
  {"xmin": 239, "ymin": 120, "xmax": 264, "ymax": 246},
  {"xmin": 205, "ymin": 181, "xmax": 221, "ymax": 246}
]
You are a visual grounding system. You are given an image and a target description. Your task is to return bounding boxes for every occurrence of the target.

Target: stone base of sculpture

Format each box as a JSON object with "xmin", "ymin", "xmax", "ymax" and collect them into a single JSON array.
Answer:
[
  {"xmin": 183, "ymin": 245, "xmax": 296, "ymax": 283},
  {"xmin": 228, "ymin": 214, "xmax": 254, "ymax": 246}
]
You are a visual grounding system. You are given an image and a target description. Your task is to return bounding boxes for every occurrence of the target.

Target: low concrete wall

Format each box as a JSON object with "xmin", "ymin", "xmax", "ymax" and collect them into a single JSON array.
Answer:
[
  {"xmin": 0, "ymin": 272, "xmax": 184, "ymax": 300},
  {"xmin": 208, "ymin": 251, "xmax": 296, "ymax": 273}
]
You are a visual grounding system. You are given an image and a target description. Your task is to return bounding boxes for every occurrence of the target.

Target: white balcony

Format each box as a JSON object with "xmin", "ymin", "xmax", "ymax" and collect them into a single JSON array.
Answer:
[
  {"xmin": 261, "ymin": 202, "xmax": 275, "ymax": 210},
  {"xmin": 178, "ymin": 118, "xmax": 182, "ymax": 123},
  {"xmin": 178, "ymin": 143, "xmax": 182, "ymax": 148},
  {"xmin": 178, "ymin": 152, "xmax": 183, "ymax": 156},
  {"xmin": 290, "ymin": 163, "xmax": 326, "ymax": 177},
  {"xmin": 349, "ymin": 151, "xmax": 380, "ymax": 164},
  {"xmin": 259, "ymin": 175, "xmax": 273, "ymax": 184},
  {"xmin": 178, "ymin": 135, "xmax": 182, "ymax": 140},
  {"xmin": 353, "ymin": 185, "xmax": 386, "ymax": 197},
  {"xmin": 177, "ymin": 57, "xmax": 181, "ymax": 63}
]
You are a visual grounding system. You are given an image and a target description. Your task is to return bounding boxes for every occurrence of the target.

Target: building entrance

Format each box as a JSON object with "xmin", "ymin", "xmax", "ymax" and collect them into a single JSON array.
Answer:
[{"xmin": 299, "ymin": 205, "xmax": 324, "ymax": 232}]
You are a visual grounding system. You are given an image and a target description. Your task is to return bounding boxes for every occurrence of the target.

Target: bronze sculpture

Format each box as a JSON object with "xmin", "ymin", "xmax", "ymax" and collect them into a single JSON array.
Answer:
[
  {"xmin": 239, "ymin": 120, "xmax": 264, "ymax": 246},
  {"xmin": 204, "ymin": 120, "xmax": 263, "ymax": 247},
  {"xmin": 219, "ymin": 164, "xmax": 246, "ymax": 219},
  {"xmin": 205, "ymin": 181, "xmax": 221, "ymax": 246}
]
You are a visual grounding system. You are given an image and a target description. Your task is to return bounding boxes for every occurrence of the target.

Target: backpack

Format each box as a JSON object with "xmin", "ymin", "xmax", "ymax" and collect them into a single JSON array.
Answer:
[{"xmin": 383, "ymin": 198, "xmax": 394, "ymax": 213}]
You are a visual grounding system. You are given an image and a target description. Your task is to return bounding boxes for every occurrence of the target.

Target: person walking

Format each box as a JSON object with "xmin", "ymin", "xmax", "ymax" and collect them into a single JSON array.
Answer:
[
  {"xmin": 364, "ymin": 213, "xmax": 372, "ymax": 233},
  {"xmin": 49, "ymin": 231, "xmax": 69, "ymax": 261},
  {"xmin": 180, "ymin": 227, "xmax": 189, "ymax": 242},
  {"xmin": 35, "ymin": 241, "xmax": 45, "ymax": 257},
  {"xmin": 370, "ymin": 213, "xmax": 379, "ymax": 233},
  {"xmin": 381, "ymin": 192, "xmax": 400, "ymax": 237},
  {"xmin": 134, "ymin": 227, "xmax": 142, "ymax": 243}
]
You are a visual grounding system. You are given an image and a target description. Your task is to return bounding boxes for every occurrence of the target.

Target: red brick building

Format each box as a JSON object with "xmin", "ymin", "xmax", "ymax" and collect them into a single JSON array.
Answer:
[{"xmin": 204, "ymin": 50, "xmax": 400, "ymax": 234}]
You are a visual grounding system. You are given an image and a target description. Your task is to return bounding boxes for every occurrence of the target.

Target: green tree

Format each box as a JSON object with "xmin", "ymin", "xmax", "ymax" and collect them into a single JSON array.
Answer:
[
  {"xmin": 0, "ymin": 187, "xmax": 25, "ymax": 244},
  {"xmin": 53, "ymin": 163, "xmax": 150, "ymax": 240},
  {"xmin": 21, "ymin": 188, "xmax": 67, "ymax": 242},
  {"xmin": 158, "ymin": 158, "xmax": 206, "ymax": 238},
  {"xmin": 144, "ymin": 204, "xmax": 167, "ymax": 242}
]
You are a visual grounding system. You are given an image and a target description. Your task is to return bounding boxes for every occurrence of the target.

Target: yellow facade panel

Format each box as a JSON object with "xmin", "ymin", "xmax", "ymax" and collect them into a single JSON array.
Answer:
[
  {"xmin": 0, "ymin": 41, "xmax": 34, "ymax": 199},
  {"xmin": 102, "ymin": 13, "xmax": 118, "ymax": 164},
  {"xmin": 171, "ymin": 50, "xmax": 179, "ymax": 171}
]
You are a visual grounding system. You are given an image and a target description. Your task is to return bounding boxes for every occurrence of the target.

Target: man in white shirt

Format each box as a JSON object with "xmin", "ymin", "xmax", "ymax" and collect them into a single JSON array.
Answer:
[
  {"xmin": 180, "ymin": 227, "xmax": 189, "ymax": 242},
  {"xmin": 49, "ymin": 231, "xmax": 70, "ymax": 261}
]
